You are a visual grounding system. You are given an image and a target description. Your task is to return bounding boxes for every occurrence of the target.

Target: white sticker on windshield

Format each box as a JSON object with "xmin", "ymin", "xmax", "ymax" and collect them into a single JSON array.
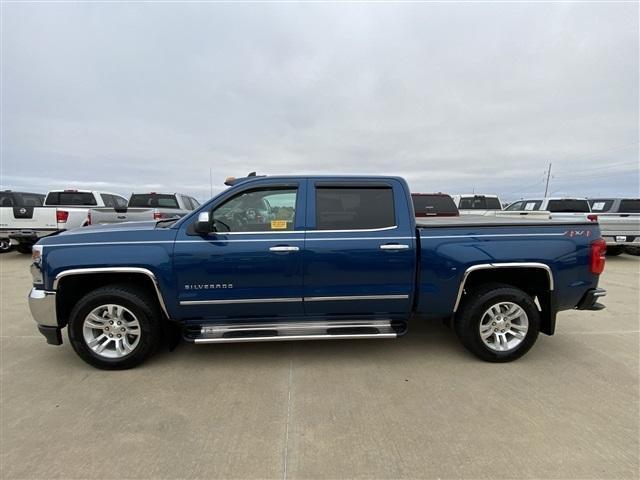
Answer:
[
  {"xmin": 592, "ymin": 202, "xmax": 606, "ymax": 211},
  {"xmin": 524, "ymin": 202, "xmax": 536, "ymax": 211}
]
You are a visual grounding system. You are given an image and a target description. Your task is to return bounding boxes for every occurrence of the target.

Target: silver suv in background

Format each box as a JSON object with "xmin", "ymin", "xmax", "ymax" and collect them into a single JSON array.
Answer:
[
  {"xmin": 588, "ymin": 198, "xmax": 640, "ymax": 255},
  {"xmin": 87, "ymin": 192, "xmax": 200, "ymax": 225}
]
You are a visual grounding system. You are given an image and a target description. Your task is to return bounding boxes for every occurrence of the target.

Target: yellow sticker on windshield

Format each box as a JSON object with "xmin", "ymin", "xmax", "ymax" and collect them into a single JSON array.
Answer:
[{"xmin": 271, "ymin": 220, "xmax": 287, "ymax": 230}]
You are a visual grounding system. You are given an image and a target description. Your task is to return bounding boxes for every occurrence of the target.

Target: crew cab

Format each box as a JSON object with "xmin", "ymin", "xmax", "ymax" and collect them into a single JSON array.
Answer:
[
  {"xmin": 87, "ymin": 192, "xmax": 200, "ymax": 225},
  {"xmin": 28, "ymin": 175, "xmax": 607, "ymax": 369},
  {"xmin": 7, "ymin": 189, "xmax": 129, "ymax": 252},
  {"xmin": 588, "ymin": 198, "xmax": 640, "ymax": 255}
]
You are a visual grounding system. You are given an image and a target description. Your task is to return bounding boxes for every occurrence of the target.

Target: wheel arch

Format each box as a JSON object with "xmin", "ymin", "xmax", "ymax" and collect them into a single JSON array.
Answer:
[
  {"xmin": 454, "ymin": 263, "xmax": 557, "ymax": 336},
  {"xmin": 54, "ymin": 268, "xmax": 170, "ymax": 327}
]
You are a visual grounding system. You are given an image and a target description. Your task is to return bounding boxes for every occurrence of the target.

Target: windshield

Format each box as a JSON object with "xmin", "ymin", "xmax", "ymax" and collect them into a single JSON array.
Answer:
[{"xmin": 129, "ymin": 194, "xmax": 179, "ymax": 209}]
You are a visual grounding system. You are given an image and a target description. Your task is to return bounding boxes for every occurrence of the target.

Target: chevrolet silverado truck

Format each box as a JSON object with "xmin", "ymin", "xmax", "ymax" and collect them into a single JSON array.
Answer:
[
  {"xmin": 588, "ymin": 198, "xmax": 640, "ymax": 255},
  {"xmin": 28, "ymin": 175, "xmax": 607, "ymax": 369}
]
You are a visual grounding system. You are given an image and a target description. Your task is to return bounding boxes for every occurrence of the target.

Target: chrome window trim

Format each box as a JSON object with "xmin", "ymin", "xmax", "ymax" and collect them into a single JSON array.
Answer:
[
  {"xmin": 53, "ymin": 267, "xmax": 170, "ymax": 319},
  {"xmin": 453, "ymin": 262, "xmax": 554, "ymax": 312},
  {"xmin": 307, "ymin": 226, "xmax": 398, "ymax": 233}
]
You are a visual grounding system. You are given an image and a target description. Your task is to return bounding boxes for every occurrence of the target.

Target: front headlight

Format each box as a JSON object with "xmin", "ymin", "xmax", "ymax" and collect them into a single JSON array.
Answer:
[{"xmin": 31, "ymin": 245, "xmax": 44, "ymax": 285}]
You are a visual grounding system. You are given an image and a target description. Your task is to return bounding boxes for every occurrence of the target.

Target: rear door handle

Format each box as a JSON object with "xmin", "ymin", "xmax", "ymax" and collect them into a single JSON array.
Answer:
[
  {"xmin": 380, "ymin": 244, "xmax": 410, "ymax": 250},
  {"xmin": 269, "ymin": 245, "xmax": 299, "ymax": 252}
]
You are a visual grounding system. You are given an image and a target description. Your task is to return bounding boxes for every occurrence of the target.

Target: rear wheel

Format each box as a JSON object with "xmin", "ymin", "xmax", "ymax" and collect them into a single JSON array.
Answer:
[
  {"xmin": 67, "ymin": 285, "xmax": 162, "ymax": 369},
  {"xmin": 454, "ymin": 283, "xmax": 540, "ymax": 362},
  {"xmin": 606, "ymin": 246, "xmax": 625, "ymax": 256},
  {"xmin": 15, "ymin": 244, "xmax": 32, "ymax": 254}
]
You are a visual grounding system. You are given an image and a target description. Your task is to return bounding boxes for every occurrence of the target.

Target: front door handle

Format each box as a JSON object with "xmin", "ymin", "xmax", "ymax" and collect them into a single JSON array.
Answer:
[
  {"xmin": 269, "ymin": 245, "xmax": 300, "ymax": 252},
  {"xmin": 380, "ymin": 243, "xmax": 410, "ymax": 250}
]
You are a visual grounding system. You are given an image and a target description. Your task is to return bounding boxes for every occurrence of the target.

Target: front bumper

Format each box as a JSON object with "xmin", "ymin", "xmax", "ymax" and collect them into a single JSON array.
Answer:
[
  {"xmin": 28, "ymin": 288, "xmax": 62, "ymax": 345},
  {"xmin": 576, "ymin": 288, "xmax": 607, "ymax": 311}
]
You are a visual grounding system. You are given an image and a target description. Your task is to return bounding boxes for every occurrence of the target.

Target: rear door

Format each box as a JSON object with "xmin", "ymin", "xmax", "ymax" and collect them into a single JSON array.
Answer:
[{"xmin": 303, "ymin": 180, "xmax": 416, "ymax": 318}]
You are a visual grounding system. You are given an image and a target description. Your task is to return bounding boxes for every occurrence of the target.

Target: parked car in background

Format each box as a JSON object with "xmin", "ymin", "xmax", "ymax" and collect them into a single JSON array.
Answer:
[
  {"xmin": 0, "ymin": 190, "xmax": 46, "ymax": 253},
  {"xmin": 452, "ymin": 194, "xmax": 503, "ymax": 215},
  {"xmin": 588, "ymin": 198, "xmax": 640, "ymax": 255},
  {"xmin": 7, "ymin": 189, "xmax": 128, "ymax": 253},
  {"xmin": 411, "ymin": 193, "xmax": 459, "ymax": 217},
  {"xmin": 504, "ymin": 198, "xmax": 596, "ymax": 223},
  {"xmin": 88, "ymin": 193, "xmax": 199, "ymax": 225}
]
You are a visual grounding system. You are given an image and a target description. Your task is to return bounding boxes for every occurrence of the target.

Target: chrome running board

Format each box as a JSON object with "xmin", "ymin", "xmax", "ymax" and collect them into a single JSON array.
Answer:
[{"xmin": 186, "ymin": 319, "xmax": 400, "ymax": 344}]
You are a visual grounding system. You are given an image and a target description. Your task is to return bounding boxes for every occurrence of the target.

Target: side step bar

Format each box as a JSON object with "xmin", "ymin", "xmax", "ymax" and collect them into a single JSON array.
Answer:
[{"xmin": 186, "ymin": 319, "xmax": 401, "ymax": 344}]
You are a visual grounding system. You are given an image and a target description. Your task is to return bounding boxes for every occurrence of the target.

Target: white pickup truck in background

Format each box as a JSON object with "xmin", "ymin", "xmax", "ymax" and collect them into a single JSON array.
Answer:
[
  {"xmin": 87, "ymin": 192, "xmax": 200, "ymax": 225},
  {"xmin": 588, "ymin": 198, "xmax": 640, "ymax": 255},
  {"xmin": 451, "ymin": 194, "xmax": 550, "ymax": 219},
  {"xmin": 4, "ymin": 189, "xmax": 128, "ymax": 253},
  {"xmin": 503, "ymin": 197, "xmax": 596, "ymax": 223}
]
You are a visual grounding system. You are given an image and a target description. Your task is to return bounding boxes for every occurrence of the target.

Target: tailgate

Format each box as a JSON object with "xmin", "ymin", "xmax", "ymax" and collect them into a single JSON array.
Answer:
[
  {"xmin": 597, "ymin": 213, "xmax": 640, "ymax": 237},
  {"xmin": 0, "ymin": 206, "xmax": 58, "ymax": 231},
  {"xmin": 89, "ymin": 207, "xmax": 154, "ymax": 224}
]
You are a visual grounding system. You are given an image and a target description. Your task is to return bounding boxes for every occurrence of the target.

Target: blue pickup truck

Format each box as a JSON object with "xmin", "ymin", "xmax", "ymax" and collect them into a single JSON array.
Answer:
[{"xmin": 28, "ymin": 175, "xmax": 607, "ymax": 369}]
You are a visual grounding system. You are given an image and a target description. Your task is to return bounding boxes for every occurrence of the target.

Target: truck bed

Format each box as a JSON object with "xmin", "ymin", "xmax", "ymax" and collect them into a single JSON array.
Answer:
[{"xmin": 416, "ymin": 215, "xmax": 593, "ymax": 228}]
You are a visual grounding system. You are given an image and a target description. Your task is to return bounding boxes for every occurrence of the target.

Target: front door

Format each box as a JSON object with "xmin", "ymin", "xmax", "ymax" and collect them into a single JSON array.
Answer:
[{"xmin": 174, "ymin": 181, "xmax": 305, "ymax": 321}]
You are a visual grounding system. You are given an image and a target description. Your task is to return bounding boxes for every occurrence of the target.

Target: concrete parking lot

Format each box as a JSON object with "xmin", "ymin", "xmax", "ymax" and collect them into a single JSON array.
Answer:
[{"xmin": 1, "ymin": 252, "xmax": 638, "ymax": 479}]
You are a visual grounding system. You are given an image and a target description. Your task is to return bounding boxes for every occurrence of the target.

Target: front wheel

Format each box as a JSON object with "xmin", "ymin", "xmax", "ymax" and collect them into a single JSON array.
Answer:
[
  {"xmin": 68, "ymin": 285, "xmax": 162, "ymax": 369},
  {"xmin": 454, "ymin": 283, "xmax": 540, "ymax": 362}
]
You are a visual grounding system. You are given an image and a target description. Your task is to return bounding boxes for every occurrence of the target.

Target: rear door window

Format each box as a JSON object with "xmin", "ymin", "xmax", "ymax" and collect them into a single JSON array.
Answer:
[
  {"xmin": 101, "ymin": 194, "xmax": 115, "ymax": 207},
  {"xmin": 547, "ymin": 199, "xmax": 590, "ymax": 213},
  {"xmin": 619, "ymin": 199, "xmax": 640, "ymax": 213},
  {"xmin": 129, "ymin": 194, "xmax": 180, "ymax": 209},
  {"xmin": 316, "ymin": 187, "xmax": 395, "ymax": 230},
  {"xmin": 45, "ymin": 192, "xmax": 97, "ymax": 206}
]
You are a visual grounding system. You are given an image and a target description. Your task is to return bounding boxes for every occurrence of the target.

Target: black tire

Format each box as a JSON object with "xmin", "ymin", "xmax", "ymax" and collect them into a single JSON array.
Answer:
[
  {"xmin": 454, "ymin": 283, "xmax": 540, "ymax": 362},
  {"xmin": 67, "ymin": 284, "xmax": 162, "ymax": 370},
  {"xmin": 0, "ymin": 238, "xmax": 12, "ymax": 253},
  {"xmin": 606, "ymin": 246, "xmax": 625, "ymax": 256},
  {"xmin": 16, "ymin": 244, "xmax": 32, "ymax": 254}
]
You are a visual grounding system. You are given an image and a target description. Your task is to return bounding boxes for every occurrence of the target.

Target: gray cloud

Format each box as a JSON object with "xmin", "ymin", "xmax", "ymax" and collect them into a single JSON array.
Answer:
[{"xmin": 2, "ymin": 2, "xmax": 638, "ymax": 202}]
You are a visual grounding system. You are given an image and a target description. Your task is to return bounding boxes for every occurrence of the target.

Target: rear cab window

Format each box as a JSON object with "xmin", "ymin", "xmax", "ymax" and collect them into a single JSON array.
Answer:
[
  {"xmin": 129, "ymin": 194, "xmax": 179, "ymax": 209},
  {"xmin": 459, "ymin": 196, "xmax": 502, "ymax": 210},
  {"xmin": 547, "ymin": 199, "xmax": 590, "ymax": 213},
  {"xmin": 619, "ymin": 199, "xmax": 640, "ymax": 213},
  {"xmin": 316, "ymin": 186, "xmax": 395, "ymax": 230},
  {"xmin": 412, "ymin": 194, "xmax": 458, "ymax": 217},
  {"xmin": 45, "ymin": 191, "xmax": 97, "ymax": 206}
]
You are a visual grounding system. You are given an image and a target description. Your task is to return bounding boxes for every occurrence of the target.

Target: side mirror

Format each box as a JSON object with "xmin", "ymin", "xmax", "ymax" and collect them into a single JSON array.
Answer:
[{"xmin": 194, "ymin": 211, "xmax": 214, "ymax": 235}]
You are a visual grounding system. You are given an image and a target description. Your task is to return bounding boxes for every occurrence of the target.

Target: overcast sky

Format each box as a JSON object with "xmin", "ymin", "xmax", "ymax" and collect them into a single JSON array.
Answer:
[{"xmin": 2, "ymin": 2, "xmax": 638, "ymax": 202}]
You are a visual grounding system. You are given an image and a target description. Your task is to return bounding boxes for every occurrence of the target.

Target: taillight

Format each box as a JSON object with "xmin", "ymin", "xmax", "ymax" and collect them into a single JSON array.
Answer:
[
  {"xmin": 56, "ymin": 210, "xmax": 69, "ymax": 223},
  {"xmin": 590, "ymin": 238, "xmax": 607, "ymax": 275},
  {"xmin": 86, "ymin": 211, "xmax": 92, "ymax": 225},
  {"xmin": 153, "ymin": 209, "xmax": 163, "ymax": 220},
  {"xmin": 587, "ymin": 214, "xmax": 598, "ymax": 222}
]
